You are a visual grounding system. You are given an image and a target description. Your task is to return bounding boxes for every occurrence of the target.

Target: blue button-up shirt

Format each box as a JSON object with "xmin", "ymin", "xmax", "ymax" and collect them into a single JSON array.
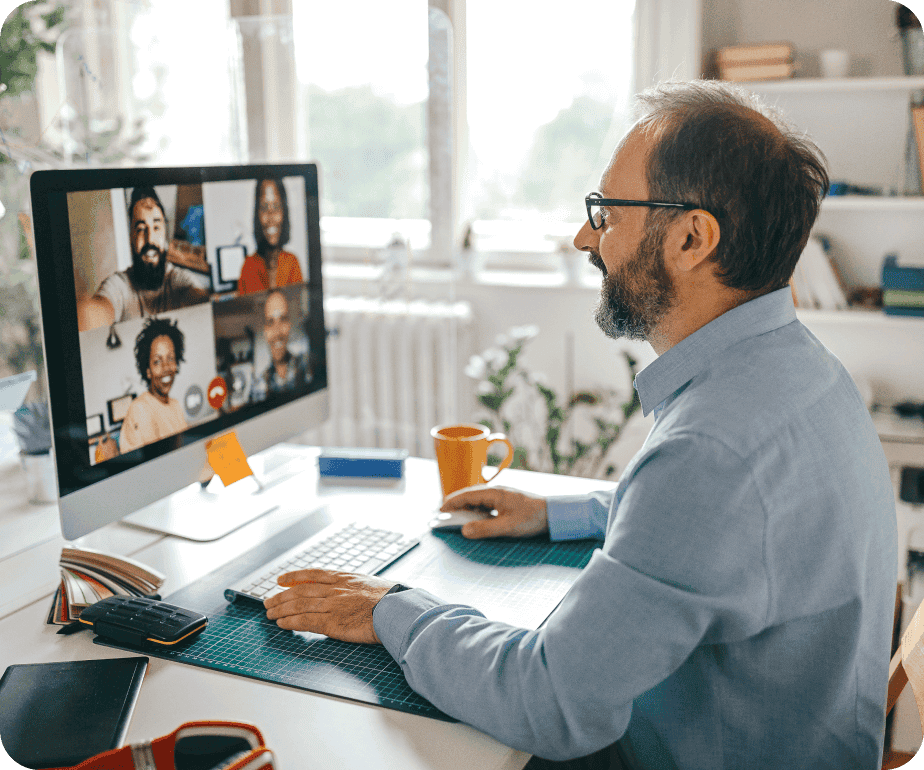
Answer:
[{"xmin": 374, "ymin": 287, "xmax": 896, "ymax": 768}]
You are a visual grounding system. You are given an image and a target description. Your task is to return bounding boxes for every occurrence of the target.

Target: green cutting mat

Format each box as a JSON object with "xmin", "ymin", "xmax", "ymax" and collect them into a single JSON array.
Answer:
[{"xmin": 95, "ymin": 511, "xmax": 599, "ymax": 720}]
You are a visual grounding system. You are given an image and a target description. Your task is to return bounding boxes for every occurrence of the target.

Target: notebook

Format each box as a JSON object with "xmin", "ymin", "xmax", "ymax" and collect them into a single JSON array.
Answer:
[{"xmin": 0, "ymin": 657, "xmax": 147, "ymax": 769}]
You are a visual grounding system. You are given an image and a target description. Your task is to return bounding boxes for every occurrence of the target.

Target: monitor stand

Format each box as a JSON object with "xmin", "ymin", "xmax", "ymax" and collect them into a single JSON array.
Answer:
[{"xmin": 122, "ymin": 444, "xmax": 310, "ymax": 542}]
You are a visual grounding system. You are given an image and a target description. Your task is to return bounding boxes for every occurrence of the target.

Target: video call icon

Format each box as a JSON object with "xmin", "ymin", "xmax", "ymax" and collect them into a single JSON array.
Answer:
[{"xmin": 207, "ymin": 377, "xmax": 227, "ymax": 410}]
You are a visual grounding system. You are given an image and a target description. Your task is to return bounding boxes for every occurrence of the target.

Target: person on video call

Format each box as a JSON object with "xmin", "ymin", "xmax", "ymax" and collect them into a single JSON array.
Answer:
[
  {"xmin": 261, "ymin": 80, "xmax": 897, "ymax": 770},
  {"xmin": 77, "ymin": 187, "xmax": 208, "ymax": 332},
  {"xmin": 251, "ymin": 290, "xmax": 311, "ymax": 402},
  {"xmin": 237, "ymin": 177, "xmax": 304, "ymax": 295},
  {"xmin": 118, "ymin": 316, "xmax": 188, "ymax": 453}
]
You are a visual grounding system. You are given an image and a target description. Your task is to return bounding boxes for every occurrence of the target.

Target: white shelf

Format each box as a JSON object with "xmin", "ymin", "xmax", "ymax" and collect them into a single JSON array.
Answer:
[
  {"xmin": 822, "ymin": 196, "xmax": 924, "ymax": 212},
  {"xmin": 738, "ymin": 75, "xmax": 924, "ymax": 94},
  {"xmin": 796, "ymin": 307, "xmax": 924, "ymax": 326}
]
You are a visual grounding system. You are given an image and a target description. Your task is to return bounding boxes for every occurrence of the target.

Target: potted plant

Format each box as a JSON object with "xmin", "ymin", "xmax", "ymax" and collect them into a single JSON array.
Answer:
[{"xmin": 465, "ymin": 325, "xmax": 642, "ymax": 480}]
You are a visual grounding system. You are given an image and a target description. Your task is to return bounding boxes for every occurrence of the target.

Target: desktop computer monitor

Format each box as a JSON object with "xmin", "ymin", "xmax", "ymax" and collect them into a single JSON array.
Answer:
[{"xmin": 30, "ymin": 163, "xmax": 329, "ymax": 542}]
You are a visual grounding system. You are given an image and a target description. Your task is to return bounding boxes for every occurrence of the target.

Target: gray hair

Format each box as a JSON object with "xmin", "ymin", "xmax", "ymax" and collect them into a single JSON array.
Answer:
[{"xmin": 627, "ymin": 79, "xmax": 829, "ymax": 294}]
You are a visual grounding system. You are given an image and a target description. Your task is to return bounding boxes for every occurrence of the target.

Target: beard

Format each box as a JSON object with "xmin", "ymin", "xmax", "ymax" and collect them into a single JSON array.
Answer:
[
  {"xmin": 592, "ymin": 225, "xmax": 676, "ymax": 341},
  {"xmin": 131, "ymin": 244, "xmax": 168, "ymax": 291}
]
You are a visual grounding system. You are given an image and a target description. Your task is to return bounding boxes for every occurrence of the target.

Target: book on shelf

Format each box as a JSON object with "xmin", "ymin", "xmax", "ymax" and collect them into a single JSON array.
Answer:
[
  {"xmin": 791, "ymin": 236, "xmax": 849, "ymax": 311},
  {"xmin": 47, "ymin": 546, "xmax": 165, "ymax": 625},
  {"xmin": 912, "ymin": 106, "xmax": 924, "ymax": 197},
  {"xmin": 883, "ymin": 288, "xmax": 924, "ymax": 308},
  {"xmin": 715, "ymin": 42, "xmax": 794, "ymax": 66},
  {"xmin": 719, "ymin": 61, "xmax": 795, "ymax": 82}
]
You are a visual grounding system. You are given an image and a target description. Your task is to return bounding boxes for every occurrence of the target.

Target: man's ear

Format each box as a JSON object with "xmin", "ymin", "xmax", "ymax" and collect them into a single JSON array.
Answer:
[{"xmin": 670, "ymin": 210, "xmax": 721, "ymax": 272}]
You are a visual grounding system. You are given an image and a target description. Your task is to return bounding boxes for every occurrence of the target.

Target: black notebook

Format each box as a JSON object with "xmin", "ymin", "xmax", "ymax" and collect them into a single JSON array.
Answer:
[{"xmin": 0, "ymin": 657, "xmax": 147, "ymax": 769}]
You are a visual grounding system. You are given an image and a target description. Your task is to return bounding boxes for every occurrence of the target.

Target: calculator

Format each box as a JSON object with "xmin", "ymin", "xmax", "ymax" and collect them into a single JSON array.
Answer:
[{"xmin": 78, "ymin": 596, "xmax": 208, "ymax": 646}]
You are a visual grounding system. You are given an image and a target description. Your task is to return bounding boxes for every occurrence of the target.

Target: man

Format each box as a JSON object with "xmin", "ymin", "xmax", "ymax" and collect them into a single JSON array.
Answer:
[
  {"xmin": 77, "ymin": 186, "xmax": 208, "ymax": 332},
  {"xmin": 118, "ymin": 316, "xmax": 188, "ymax": 453},
  {"xmin": 250, "ymin": 290, "xmax": 311, "ymax": 403},
  {"xmin": 263, "ymin": 80, "xmax": 897, "ymax": 769}
]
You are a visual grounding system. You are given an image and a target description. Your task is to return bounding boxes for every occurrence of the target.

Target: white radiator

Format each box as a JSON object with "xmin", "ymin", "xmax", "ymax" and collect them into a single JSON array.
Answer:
[{"xmin": 303, "ymin": 296, "xmax": 474, "ymax": 459}]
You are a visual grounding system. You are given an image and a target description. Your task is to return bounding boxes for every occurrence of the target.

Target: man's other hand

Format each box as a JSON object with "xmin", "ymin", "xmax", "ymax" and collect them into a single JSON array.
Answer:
[
  {"xmin": 76, "ymin": 295, "xmax": 116, "ymax": 333},
  {"xmin": 94, "ymin": 434, "xmax": 119, "ymax": 462},
  {"xmin": 264, "ymin": 569, "xmax": 394, "ymax": 644},
  {"xmin": 441, "ymin": 485, "xmax": 549, "ymax": 539}
]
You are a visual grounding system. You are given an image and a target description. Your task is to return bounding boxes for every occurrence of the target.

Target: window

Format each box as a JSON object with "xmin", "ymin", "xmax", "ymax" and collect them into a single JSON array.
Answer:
[
  {"xmin": 52, "ymin": 1, "xmax": 239, "ymax": 167},
  {"xmin": 293, "ymin": 1, "xmax": 428, "ymax": 221},
  {"xmin": 46, "ymin": 1, "xmax": 636, "ymax": 276},
  {"xmin": 463, "ymin": 0, "xmax": 636, "ymax": 265}
]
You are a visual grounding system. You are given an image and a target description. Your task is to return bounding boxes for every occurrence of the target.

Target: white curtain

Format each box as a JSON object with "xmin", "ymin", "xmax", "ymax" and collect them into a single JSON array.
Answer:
[{"xmin": 632, "ymin": 0, "xmax": 704, "ymax": 96}]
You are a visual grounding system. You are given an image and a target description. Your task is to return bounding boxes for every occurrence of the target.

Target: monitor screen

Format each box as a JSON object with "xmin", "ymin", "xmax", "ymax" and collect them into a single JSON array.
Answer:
[{"xmin": 31, "ymin": 163, "xmax": 328, "ymax": 541}]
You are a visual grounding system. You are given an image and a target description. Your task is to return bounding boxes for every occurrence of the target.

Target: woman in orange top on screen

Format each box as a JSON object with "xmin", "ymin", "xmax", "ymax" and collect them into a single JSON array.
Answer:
[{"xmin": 238, "ymin": 177, "xmax": 303, "ymax": 294}]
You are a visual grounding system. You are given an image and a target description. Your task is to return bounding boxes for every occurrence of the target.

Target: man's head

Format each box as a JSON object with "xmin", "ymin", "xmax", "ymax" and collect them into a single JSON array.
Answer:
[
  {"xmin": 253, "ymin": 178, "xmax": 290, "ymax": 256},
  {"xmin": 575, "ymin": 79, "xmax": 829, "ymax": 349},
  {"xmin": 128, "ymin": 186, "xmax": 169, "ymax": 291},
  {"xmin": 263, "ymin": 290, "xmax": 292, "ymax": 366},
  {"xmin": 134, "ymin": 316, "xmax": 185, "ymax": 398}
]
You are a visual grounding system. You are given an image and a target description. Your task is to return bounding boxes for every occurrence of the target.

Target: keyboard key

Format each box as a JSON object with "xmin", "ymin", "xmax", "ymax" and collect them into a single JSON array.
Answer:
[
  {"xmin": 231, "ymin": 522, "xmax": 419, "ymax": 601},
  {"xmin": 356, "ymin": 558, "xmax": 386, "ymax": 574}
]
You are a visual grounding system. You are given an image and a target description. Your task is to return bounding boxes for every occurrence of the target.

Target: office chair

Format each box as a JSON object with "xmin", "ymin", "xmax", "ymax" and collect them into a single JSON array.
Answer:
[{"xmin": 883, "ymin": 590, "xmax": 924, "ymax": 768}]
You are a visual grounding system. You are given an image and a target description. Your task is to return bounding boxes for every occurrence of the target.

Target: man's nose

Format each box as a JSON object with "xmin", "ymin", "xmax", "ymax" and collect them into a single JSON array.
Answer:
[{"xmin": 573, "ymin": 220, "xmax": 596, "ymax": 253}]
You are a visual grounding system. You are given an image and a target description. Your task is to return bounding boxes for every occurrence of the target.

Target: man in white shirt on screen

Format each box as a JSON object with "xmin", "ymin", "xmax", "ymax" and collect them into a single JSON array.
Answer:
[{"xmin": 77, "ymin": 187, "xmax": 208, "ymax": 332}]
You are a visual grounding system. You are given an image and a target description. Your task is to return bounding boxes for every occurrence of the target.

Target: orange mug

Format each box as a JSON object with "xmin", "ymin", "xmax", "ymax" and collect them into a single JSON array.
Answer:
[{"xmin": 431, "ymin": 423, "xmax": 514, "ymax": 498}]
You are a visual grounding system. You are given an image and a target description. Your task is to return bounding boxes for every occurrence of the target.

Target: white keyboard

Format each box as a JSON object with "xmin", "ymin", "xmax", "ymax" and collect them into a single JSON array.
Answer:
[{"xmin": 225, "ymin": 522, "xmax": 419, "ymax": 603}]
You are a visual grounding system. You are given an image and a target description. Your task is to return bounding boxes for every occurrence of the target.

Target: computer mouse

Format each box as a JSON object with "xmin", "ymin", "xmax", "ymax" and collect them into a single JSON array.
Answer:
[{"xmin": 428, "ymin": 509, "xmax": 494, "ymax": 531}]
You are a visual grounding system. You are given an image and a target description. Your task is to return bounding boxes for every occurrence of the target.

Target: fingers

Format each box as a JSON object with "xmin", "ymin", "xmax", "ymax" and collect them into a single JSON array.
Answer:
[
  {"xmin": 441, "ymin": 485, "xmax": 509, "ymax": 512},
  {"xmin": 277, "ymin": 568, "xmax": 340, "ymax": 587},
  {"xmin": 461, "ymin": 513, "xmax": 533, "ymax": 539},
  {"xmin": 460, "ymin": 517, "xmax": 506, "ymax": 539},
  {"xmin": 265, "ymin": 591, "xmax": 330, "ymax": 620},
  {"xmin": 262, "ymin": 570, "xmax": 391, "ymax": 644}
]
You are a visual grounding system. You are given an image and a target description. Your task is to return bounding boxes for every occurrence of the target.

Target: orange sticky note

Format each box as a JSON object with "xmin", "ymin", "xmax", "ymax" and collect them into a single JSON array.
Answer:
[{"xmin": 205, "ymin": 432, "xmax": 253, "ymax": 487}]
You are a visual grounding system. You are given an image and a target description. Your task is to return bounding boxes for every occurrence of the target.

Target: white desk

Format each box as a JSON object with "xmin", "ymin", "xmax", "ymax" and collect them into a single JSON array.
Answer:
[{"xmin": 0, "ymin": 444, "xmax": 610, "ymax": 770}]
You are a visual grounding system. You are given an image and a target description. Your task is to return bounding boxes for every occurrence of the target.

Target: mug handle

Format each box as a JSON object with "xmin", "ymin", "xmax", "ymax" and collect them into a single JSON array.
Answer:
[{"xmin": 481, "ymin": 433, "xmax": 514, "ymax": 483}]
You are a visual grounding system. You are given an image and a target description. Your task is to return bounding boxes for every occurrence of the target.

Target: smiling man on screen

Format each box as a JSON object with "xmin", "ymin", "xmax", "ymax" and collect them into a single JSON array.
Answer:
[{"xmin": 262, "ymin": 80, "xmax": 897, "ymax": 770}]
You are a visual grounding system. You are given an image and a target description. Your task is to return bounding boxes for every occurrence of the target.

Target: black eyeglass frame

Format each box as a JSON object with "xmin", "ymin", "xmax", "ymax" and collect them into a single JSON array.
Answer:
[{"xmin": 585, "ymin": 192, "xmax": 700, "ymax": 230}]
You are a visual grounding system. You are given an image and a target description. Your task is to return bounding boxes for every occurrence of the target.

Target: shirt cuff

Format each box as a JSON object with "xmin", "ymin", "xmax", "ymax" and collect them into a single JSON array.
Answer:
[
  {"xmin": 373, "ymin": 587, "xmax": 483, "ymax": 661},
  {"xmin": 546, "ymin": 494, "xmax": 608, "ymax": 541}
]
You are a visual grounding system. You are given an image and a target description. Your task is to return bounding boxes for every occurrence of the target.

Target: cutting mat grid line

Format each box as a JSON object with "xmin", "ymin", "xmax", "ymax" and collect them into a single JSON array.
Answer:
[{"xmin": 95, "ymin": 532, "xmax": 599, "ymax": 720}]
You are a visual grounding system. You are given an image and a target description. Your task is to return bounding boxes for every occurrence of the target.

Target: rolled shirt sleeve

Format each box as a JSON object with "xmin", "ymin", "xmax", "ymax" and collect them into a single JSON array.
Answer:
[{"xmin": 374, "ymin": 433, "xmax": 767, "ymax": 761}]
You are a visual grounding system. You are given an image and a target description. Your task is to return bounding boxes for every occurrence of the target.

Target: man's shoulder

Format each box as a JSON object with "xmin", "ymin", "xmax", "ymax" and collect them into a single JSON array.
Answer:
[
  {"xmin": 99, "ymin": 269, "xmax": 132, "ymax": 292},
  {"xmin": 663, "ymin": 323, "xmax": 869, "ymax": 456},
  {"xmin": 162, "ymin": 262, "xmax": 196, "ymax": 288}
]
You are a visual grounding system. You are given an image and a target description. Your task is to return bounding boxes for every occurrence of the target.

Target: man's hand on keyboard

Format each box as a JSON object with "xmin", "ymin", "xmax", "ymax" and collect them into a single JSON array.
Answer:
[
  {"xmin": 441, "ymin": 485, "xmax": 549, "ymax": 539},
  {"xmin": 263, "ymin": 569, "xmax": 395, "ymax": 644}
]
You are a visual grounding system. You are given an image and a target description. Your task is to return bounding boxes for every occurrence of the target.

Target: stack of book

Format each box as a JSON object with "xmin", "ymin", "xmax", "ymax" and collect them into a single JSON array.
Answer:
[
  {"xmin": 790, "ymin": 236, "xmax": 849, "ymax": 311},
  {"xmin": 47, "ymin": 546, "xmax": 165, "ymax": 626},
  {"xmin": 882, "ymin": 254, "xmax": 924, "ymax": 317},
  {"xmin": 714, "ymin": 42, "xmax": 795, "ymax": 82}
]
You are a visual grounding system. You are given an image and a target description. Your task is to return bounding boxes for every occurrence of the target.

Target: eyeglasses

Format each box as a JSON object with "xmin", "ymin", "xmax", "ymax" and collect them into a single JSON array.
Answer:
[{"xmin": 585, "ymin": 192, "xmax": 699, "ymax": 230}]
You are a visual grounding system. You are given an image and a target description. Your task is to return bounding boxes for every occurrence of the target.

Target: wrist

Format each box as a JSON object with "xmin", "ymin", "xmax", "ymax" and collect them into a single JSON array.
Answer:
[{"xmin": 383, "ymin": 583, "xmax": 411, "ymax": 597}]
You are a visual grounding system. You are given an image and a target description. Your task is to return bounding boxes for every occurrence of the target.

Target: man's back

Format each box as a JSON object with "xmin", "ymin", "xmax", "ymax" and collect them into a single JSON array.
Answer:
[{"xmin": 615, "ymin": 292, "xmax": 897, "ymax": 769}]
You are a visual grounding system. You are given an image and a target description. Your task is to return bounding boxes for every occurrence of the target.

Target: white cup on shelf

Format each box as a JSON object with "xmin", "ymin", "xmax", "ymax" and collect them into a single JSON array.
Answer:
[{"xmin": 819, "ymin": 49, "xmax": 850, "ymax": 78}]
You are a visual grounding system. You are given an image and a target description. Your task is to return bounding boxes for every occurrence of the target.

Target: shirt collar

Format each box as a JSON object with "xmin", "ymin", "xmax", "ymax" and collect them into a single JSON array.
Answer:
[{"xmin": 633, "ymin": 287, "xmax": 797, "ymax": 417}]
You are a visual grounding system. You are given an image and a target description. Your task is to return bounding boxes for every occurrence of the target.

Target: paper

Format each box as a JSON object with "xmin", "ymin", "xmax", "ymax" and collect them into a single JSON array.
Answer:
[{"xmin": 205, "ymin": 432, "xmax": 254, "ymax": 487}]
